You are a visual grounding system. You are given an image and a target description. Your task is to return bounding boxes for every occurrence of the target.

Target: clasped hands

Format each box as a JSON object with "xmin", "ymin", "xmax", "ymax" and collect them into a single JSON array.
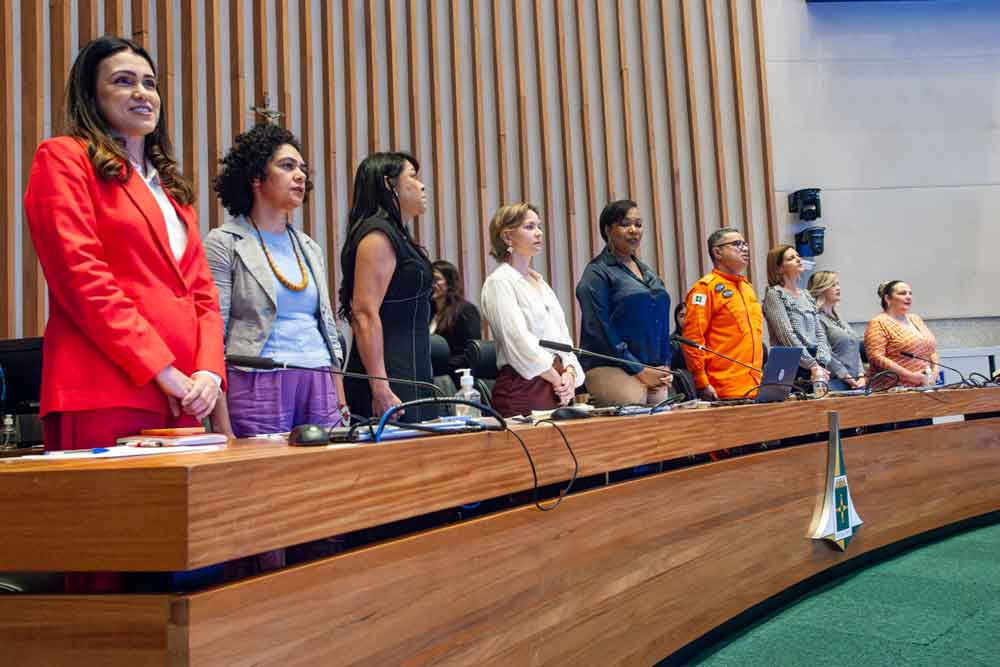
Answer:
[
  {"xmin": 637, "ymin": 366, "xmax": 672, "ymax": 389},
  {"xmin": 155, "ymin": 365, "xmax": 221, "ymax": 421},
  {"xmin": 545, "ymin": 366, "xmax": 578, "ymax": 406}
]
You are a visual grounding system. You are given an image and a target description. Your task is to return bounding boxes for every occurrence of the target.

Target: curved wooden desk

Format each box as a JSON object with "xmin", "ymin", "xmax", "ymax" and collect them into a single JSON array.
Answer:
[{"xmin": 2, "ymin": 388, "xmax": 999, "ymax": 665}]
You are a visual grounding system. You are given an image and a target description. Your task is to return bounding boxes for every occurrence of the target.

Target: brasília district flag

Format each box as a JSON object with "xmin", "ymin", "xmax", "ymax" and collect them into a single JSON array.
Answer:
[{"xmin": 810, "ymin": 411, "xmax": 863, "ymax": 551}]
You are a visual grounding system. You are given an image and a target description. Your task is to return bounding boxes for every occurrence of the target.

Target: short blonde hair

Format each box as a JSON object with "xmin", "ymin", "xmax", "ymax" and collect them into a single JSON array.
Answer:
[
  {"xmin": 488, "ymin": 202, "xmax": 539, "ymax": 260},
  {"xmin": 807, "ymin": 270, "xmax": 839, "ymax": 317},
  {"xmin": 766, "ymin": 244, "xmax": 795, "ymax": 287}
]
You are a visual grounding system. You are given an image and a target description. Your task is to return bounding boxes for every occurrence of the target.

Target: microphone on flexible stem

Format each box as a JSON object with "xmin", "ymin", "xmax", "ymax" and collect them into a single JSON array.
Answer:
[
  {"xmin": 537, "ymin": 340, "xmax": 673, "ymax": 376},
  {"xmin": 670, "ymin": 335, "xmax": 763, "ymax": 374},
  {"xmin": 225, "ymin": 355, "xmax": 446, "ymax": 397},
  {"xmin": 899, "ymin": 351, "xmax": 970, "ymax": 387}
]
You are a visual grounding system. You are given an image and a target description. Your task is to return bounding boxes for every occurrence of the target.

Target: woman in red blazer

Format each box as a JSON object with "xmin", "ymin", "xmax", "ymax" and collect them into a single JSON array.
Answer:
[{"xmin": 23, "ymin": 37, "xmax": 225, "ymax": 453}]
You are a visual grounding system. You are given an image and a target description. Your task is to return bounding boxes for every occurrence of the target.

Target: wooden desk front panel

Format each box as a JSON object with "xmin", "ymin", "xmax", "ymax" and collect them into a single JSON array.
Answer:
[
  {"xmin": 2, "ymin": 388, "xmax": 998, "ymax": 571},
  {"xmin": 2, "ymin": 418, "xmax": 998, "ymax": 666},
  {"xmin": 3, "ymin": 595, "xmax": 175, "ymax": 667},
  {"xmin": 173, "ymin": 418, "xmax": 1000, "ymax": 666}
]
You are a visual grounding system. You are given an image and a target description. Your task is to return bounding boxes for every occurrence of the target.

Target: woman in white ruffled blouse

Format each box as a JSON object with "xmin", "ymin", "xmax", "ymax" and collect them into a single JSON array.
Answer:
[{"xmin": 480, "ymin": 203, "xmax": 584, "ymax": 416}]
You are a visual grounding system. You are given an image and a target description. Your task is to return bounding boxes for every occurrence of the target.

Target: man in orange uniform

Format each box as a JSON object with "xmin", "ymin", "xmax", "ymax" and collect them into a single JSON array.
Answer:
[{"xmin": 681, "ymin": 228, "xmax": 763, "ymax": 400}]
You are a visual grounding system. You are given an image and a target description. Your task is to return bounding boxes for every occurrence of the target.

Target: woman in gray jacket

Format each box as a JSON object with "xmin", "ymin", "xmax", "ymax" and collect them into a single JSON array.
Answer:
[
  {"xmin": 204, "ymin": 124, "xmax": 346, "ymax": 438},
  {"xmin": 762, "ymin": 244, "xmax": 831, "ymax": 387},
  {"xmin": 808, "ymin": 270, "xmax": 866, "ymax": 390}
]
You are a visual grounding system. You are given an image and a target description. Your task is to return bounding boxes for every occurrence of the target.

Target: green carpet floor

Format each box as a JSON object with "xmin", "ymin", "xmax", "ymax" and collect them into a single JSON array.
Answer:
[{"xmin": 680, "ymin": 521, "xmax": 1000, "ymax": 666}]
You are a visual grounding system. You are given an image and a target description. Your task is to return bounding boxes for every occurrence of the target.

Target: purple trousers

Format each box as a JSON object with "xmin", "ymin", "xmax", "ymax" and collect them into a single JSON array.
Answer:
[{"xmin": 227, "ymin": 367, "xmax": 342, "ymax": 438}]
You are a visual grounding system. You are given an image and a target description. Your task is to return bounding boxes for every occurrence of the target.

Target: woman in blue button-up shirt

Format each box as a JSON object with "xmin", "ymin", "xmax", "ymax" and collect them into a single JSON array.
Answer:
[{"xmin": 575, "ymin": 200, "xmax": 673, "ymax": 407}]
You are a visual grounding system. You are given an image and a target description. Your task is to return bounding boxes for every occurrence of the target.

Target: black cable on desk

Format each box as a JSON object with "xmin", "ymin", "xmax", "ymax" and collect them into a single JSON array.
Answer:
[
  {"xmin": 519, "ymin": 419, "xmax": 578, "ymax": 512},
  {"xmin": 865, "ymin": 370, "xmax": 900, "ymax": 395},
  {"xmin": 740, "ymin": 382, "xmax": 803, "ymax": 400},
  {"xmin": 372, "ymin": 397, "xmax": 578, "ymax": 512}
]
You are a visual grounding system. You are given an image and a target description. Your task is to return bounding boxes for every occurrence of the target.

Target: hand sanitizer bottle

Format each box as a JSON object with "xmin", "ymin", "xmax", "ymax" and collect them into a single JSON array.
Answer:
[{"xmin": 454, "ymin": 369, "xmax": 482, "ymax": 418}]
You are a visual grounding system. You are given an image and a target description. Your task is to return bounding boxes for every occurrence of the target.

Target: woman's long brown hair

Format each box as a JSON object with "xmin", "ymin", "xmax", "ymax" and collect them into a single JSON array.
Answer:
[
  {"xmin": 64, "ymin": 36, "xmax": 193, "ymax": 205},
  {"xmin": 431, "ymin": 260, "xmax": 469, "ymax": 334}
]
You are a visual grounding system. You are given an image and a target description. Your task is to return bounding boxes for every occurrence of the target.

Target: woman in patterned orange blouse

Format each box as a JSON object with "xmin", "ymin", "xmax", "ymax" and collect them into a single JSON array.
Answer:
[{"xmin": 864, "ymin": 280, "xmax": 939, "ymax": 387}]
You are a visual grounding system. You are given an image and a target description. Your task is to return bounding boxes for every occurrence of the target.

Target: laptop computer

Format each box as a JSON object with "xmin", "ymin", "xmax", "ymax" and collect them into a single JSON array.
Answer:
[{"xmin": 754, "ymin": 346, "xmax": 803, "ymax": 403}]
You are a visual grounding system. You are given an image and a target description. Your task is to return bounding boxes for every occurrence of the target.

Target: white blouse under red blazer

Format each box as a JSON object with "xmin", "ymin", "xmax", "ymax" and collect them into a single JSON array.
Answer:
[{"xmin": 23, "ymin": 136, "xmax": 225, "ymax": 416}]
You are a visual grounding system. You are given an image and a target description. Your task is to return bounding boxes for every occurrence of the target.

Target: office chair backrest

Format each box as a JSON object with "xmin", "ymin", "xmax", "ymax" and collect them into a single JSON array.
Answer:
[
  {"xmin": 464, "ymin": 340, "xmax": 497, "ymax": 381},
  {"xmin": 430, "ymin": 334, "xmax": 451, "ymax": 377}
]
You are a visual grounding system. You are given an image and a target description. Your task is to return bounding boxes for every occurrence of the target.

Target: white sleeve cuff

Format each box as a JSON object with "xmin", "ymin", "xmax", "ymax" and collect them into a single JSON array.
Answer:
[{"xmin": 193, "ymin": 370, "xmax": 223, "ymax": 388}]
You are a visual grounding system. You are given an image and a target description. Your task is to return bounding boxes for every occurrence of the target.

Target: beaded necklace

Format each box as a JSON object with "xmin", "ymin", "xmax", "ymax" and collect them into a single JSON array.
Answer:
[{"xmin": 249, "ymin": 215, "xmax": 308, "ymax": 292}]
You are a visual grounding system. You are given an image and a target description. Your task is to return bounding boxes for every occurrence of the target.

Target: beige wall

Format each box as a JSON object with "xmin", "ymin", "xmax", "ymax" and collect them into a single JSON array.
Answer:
[
  {"xmin": 764, "ymin": 0, "xmax": 1000, "ymax": 327},
  {"xmin": 0, "ymin": 0, "xmax": 779, "ymax": 339}
]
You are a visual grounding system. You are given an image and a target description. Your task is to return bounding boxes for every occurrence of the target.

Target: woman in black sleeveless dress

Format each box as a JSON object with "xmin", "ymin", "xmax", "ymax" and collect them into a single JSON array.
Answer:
[{"xmin": 340, "ymin": 152, "xmax": 435, "ymax": 422}]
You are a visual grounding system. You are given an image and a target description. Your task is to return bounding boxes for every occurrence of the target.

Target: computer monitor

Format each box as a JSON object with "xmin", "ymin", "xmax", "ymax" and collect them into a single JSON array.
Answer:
[{"xmin": 0, "ymin": 337, "xmax": 43, "ymax": 414}]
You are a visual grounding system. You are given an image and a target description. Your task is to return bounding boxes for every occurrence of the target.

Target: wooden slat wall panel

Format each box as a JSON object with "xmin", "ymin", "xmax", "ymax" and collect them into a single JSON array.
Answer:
[
  {"xmin": 342, "ymin": 1, "xmax": 359, "ymax": 186},
  {"xmin": 105, "ymin": 0, "xmax": 124, "ymax": 37},
  {"xmin": 50, "ymin": 1, "xmax": 73, "ymax": 132},
  {"xmin": 0, "ymin": 1, "xmax": 14, "ymax": 337},
  {"xmin": 449, "ymin": 0, "xmax": 467, "ymax": 280},
  {"xmin": 79, "ymin": 0, "xmax": 99, "ymax": 46},
  {"xmin": 512, "ymin": 0, "xmax": 531, "ymax": 208},
  {"xmin": 321, "ymin": 0, "xmax": 340, "ymax": 308},
  {"xmin": 2, "ymin": 1, "xmax": 781, "ymax": 340},
  {"xmin": 555, "ymin": 0, "xmax": 581, "ymax": 332},
  {"xmin": 595, "ymin": 0, "xmax": 616, "ymax": 202},
  {"xmin": 490, "ymin": 0, "xmax": 509, "ymax": 204},
  {"xmin": 20, "ymin": 0, "xmax": 46, "ymax": 337},
  {"xmin": 470, "ymin": 0, "xmax": 489, "ymax": 301},
  {"xmin": 638, "ymin": 0, "xmax": 667, "ymax": 279},
  {"xmin": 299, "ymin": 0, "xmax": 317, "ymax": 236},
  {"xmin": 615, "ymin": 0, "xmax": 637, "ymax": 200},
  {"xmin": 703, "ymin": 0, "xmax": 730, "ymax": 229},
  {"xmin": 752, "ymin": 0, "xmax": 779, "ymax": 248},
  {"xmin": 729, "ymin": 0, "xmax": 756, "ymax": 284},
  {"xmin": 533, "ymin": 0, "xmax": 555, "ymax": 284},
  {"xmin": 180, "ymin": 2, "xmax": 198, "ymax": 205},
  {"xmin": 229, "ymin": 0, "xmax": 248, "ymax": 136},
  {"xmin": 659, "ymin": 1, "xmax": 688, "ymax": 287},
  {"xmin": 680, "ymin": 0, "xmax": 708, "ymax": 276},
  {"xmin": 364, "ymin": 0, "xmax": 380, "ymax": 154},
  {"xmin": 405, "ymin": 0, "xmax": 422, "ymax": 243},
  {"xmin": 131, "ymin": 0, "xmax": 149, "ymax": 47},
  {"xmin": 575, "ymin": 2, "xmax": 600, "ymax": 258},
  {"xmin": 252, "ymin": 0, "xmax": 269, "ymax": 117},
  {"xmin": 426, "ymin": 0, "xmax": 444, "ymax": 259},
  {"xmin": 205, "ymin": 0, "xmax": 224, "ymax": 230},
  {"xmin": 386, "ymin": 0, "xmax": 401, "ymax": 149},
  {"xmin": 275, "ymin": 0, "xmax": 292, "ymax": 120},
  {"xmin": 154, "ymin": 0, "xmax": 174, "ymax": 134}
]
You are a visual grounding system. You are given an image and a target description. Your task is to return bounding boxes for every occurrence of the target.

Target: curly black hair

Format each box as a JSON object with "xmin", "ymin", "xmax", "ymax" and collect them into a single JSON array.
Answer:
[{"xmin": 214, "ymin": 123, "xmax": 313, "ymax": 217}]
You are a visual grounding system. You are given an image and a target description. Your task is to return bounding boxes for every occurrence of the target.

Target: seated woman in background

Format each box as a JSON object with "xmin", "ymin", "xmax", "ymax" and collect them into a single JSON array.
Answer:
[
  {"xmin": 431, "ymin": 260, "xmax": 482, "ymax": 381},
  {"xmin": 205, "ymin": 123, "xmax": 346, "ymax": 438},
  {"xmin": 671, "ymin": 302, "xmax": 687, "ymax": 371},
  {"xmin": 864, "ymin": 280, "xmax": 939, "ymax": 387},
  {"xmin": 807, "ymin": 271, "xmax": 866, "ymax": 391},
  {"xmin": 575, "ymin": 200, "xmax": 672, "ymax": 407},
  {"xmin": 762, "ymin": 244, "xmax": 831, "ymax": 387},
  {"xmin": 481, "ymin": 203, "xmax": 584, "ymax": 417}
]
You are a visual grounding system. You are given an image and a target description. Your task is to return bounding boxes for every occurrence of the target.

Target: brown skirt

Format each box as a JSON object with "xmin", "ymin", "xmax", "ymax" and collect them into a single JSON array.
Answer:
[{"xmin": 492, "ymin": 359, "xmax": 564, "ymax": 417}]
